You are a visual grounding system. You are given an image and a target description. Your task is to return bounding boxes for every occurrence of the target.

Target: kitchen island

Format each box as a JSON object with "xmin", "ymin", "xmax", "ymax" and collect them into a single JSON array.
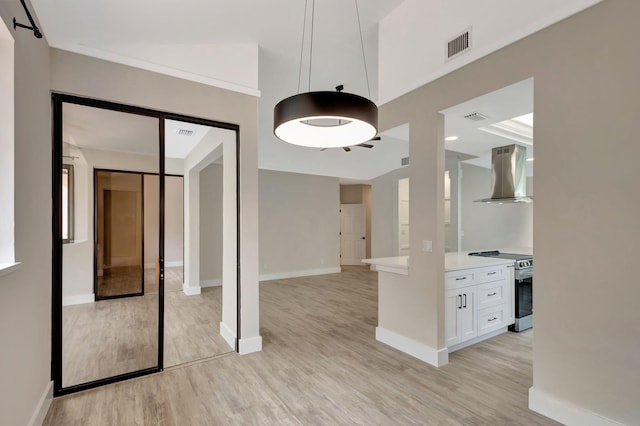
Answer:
[{"xmin": 362, "ymin": 249, "xmax": 530, "ymax": 366}]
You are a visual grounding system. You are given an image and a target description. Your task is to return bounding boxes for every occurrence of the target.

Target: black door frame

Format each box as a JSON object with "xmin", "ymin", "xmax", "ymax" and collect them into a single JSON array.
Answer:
[{"xmin": 51, "ymin": 93, "xmax": 241, "ymax": 397}]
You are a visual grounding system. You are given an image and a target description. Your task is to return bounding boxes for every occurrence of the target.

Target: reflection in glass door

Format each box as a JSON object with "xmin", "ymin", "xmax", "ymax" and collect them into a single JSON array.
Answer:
[{"xmin": 95, "ymin": 170, "xmax": 144, "ymax": 299}]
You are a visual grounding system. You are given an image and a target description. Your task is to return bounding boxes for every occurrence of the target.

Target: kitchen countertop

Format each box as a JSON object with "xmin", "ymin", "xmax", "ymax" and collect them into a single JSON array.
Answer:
[
  {"xmin": 362, "ymin": 248, "xmax": 532, "ymax": 275},
  {"xmin": 361, "ymin": 256, "xmax": 409, "ymax": 275}
]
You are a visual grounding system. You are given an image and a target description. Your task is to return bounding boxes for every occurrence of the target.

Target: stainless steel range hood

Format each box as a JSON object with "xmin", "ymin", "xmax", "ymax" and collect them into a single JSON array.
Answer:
[{"xmin": 475, "ymin": 144, "xmax": 532, "ymax": 203}]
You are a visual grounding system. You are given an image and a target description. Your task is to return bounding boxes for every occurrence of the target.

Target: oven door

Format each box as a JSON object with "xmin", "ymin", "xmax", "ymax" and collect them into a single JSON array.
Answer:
[{"xmin": 511, "ymin": 268, "xmax": 533, "ymax": 331}]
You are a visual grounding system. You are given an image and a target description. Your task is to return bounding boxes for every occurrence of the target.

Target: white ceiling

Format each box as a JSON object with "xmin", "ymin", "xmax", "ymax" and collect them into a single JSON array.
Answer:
[
  {"xmin": 36, "ymin": 1, "xmax": 574, "ymax": 181},
  {"xmin": 443, "ymin": 78, "xmax": 534, "ymax": 176}
]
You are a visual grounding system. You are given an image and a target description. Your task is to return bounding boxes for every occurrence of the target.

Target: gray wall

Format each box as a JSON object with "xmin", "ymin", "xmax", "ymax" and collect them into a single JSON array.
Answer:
[
  {"xmin": 259, "ymin": 170, "xmax": 340, "ymax": 278},
  {"xmin": 460, "ymin": 163, "xmax": 533, "ymax": 251},
  {"xmin": 199, "ymin": 163, "xmax": 223, "ymax": 284},
  {"xmin": 0, "ymin": 3, "xmax": 52, "ymax": 424},
  {"xmin": 378, "ymin": 1, "xmax": 640, "ymax": 423}
]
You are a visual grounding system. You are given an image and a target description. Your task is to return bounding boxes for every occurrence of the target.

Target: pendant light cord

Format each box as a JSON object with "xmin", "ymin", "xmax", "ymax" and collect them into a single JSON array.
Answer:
[
  {"xmin": 355, "ymin": 0, "xmax": 372, "ymax": 100},
  {"xmin": 297, "ymin": 0, "xmax": 309, "ymax": 94},
  {"xmin": 308, "ymin": 0, "xmax": 315, "ymax": 92}
]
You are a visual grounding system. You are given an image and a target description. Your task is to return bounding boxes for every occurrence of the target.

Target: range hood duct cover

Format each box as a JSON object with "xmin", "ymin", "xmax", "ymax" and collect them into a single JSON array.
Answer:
[{"xmin": 475, "ymin": 144, "xmax": 532, "ymax": 203}]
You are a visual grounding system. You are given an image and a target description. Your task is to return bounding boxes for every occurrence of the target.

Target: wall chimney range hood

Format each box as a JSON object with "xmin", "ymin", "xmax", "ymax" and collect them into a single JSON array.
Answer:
[{"xmin": 475, "ymin": 144, "xmax": 532, "ymax": 203}]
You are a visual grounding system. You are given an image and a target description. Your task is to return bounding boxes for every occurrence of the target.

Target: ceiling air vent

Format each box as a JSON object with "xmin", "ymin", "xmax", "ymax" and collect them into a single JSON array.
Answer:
[
  {"xmin": 464, "ymin": 112, "xmax": 489, "ymax": 122},
  {"xmin": 177, "ymin": 129, "xmax": 195, "ymax": 136},
  {"xmin": 446, "ymin": 27, "xmax": 472, "ymax": 61}
]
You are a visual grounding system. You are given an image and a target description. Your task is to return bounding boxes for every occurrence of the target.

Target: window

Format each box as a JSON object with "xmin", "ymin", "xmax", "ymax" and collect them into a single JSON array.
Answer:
[
  {"xmin": 0, "ymin": 19, "xmax": 15, "ymax": 269},
  {"xmin": 62, "ymin": 164, "xmax": 74, "ymax": 243}
]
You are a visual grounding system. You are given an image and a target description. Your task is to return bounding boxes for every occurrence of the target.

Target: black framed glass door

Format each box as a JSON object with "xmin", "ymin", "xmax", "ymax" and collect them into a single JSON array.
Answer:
[
  {"xmin": 52, "ymin": 93, "xmax": 242, "ymax": 397},
  {"xmin": 52, "ymin": 95, "xmax": 164, "ymax": 395}
]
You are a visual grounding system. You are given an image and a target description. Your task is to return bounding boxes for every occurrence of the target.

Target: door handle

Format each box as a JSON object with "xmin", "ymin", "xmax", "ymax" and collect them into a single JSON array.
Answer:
[
  {"xmin": 458, "ymin": 295, "xmax": 462, "ymax": 309},
  {"xmin": 463, "ymin": 293, "xmax": 467, "ymax": 308}
]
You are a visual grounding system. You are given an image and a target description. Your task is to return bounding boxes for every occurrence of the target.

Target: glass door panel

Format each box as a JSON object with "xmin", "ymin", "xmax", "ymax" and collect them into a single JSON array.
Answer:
[{"xmin": 60, "ymin": 102, "xmax": 161, "ymax": 389}]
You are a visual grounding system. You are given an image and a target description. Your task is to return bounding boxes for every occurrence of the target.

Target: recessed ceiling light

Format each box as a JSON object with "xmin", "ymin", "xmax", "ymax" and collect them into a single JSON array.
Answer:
[{"xmin": 445, "ymin": 136, "xmax": 459, "ymax": 141}]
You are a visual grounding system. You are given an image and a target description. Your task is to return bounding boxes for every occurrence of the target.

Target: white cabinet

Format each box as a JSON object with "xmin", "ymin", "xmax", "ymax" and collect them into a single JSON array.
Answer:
[
  {"xmin": 445, "ymin": 286, "xmax": 476, "ymax": 347},
  {"xmin": 445, "ymin": 264, "xmax": 514, "ymax": 351}
]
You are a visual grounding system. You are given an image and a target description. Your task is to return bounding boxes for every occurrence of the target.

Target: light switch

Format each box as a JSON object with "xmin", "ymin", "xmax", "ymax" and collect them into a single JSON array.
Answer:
[{"xmin": 422, "ymin": 240, "xmax": 433, "ymax": 252}]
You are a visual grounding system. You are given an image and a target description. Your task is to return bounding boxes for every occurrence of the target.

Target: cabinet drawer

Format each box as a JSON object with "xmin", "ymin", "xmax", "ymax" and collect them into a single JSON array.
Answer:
[
  {"xmin": 478, "ymin": 306, "xmax": 506, "ymax": 335},
  {"xmin": 477, "ymin": 281, "xmax": 507, "ymax": 309},
  {"xmin": 476, "ymin": 268, "xmax": 504, "ymax": 283},
  {"xmin": 446, "ymin": 273, "xmax": 474, "ymax": 289}
]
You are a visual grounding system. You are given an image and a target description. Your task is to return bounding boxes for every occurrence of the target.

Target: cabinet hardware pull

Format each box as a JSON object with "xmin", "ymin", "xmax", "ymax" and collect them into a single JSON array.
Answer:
[
  {"xmin": 506, "ymin": 265, "xmax": 514, "ymax": 268},
  {"xmin": 456, "ymin": 277, "xmax": 467, "ymax": 281},
  {"xmin": 488, "ymin": 271, "xmax": 497, "ymax": 275},
  {"xmin": 458, "ymin": 295, "xmax": 462, "ymax": 309},
  {"xmin": 463, "ymin": 293, "xmax": 467, "ymax": 308},
  {"xmin": 488, "ymin": 317, "xmax": 497, "ymax": 322},
  {"xmin": 488, "ymin": 292, "xmax": 497, "ymax": 296}
]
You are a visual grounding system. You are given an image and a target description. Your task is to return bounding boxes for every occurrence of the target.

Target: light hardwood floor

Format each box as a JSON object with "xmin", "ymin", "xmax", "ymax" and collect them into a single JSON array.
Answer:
[
  {"xmin": 62, "ymin": 267, "xmax": 231, "ymax": 387},
  {"xmin": 48, "ymin": 266, "xmax": 558, "ymax": 425}
]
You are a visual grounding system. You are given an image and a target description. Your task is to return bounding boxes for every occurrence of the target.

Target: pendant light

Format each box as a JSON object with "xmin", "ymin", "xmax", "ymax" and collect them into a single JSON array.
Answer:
[{"xmin": 273, "ymin": 0, "xmax": 378, "ymax": 148}]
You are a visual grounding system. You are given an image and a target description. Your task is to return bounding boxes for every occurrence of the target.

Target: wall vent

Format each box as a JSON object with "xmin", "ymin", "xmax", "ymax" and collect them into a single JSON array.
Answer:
[
  {"xmin": 464, "ymin": 112, "xmax": 489, "ymax": 122},
  {"xmin": 446, "ymin": 28, "xmax": 472, "ymax": 61},
  {"xmin": 177, "ymin": 129, "xmax": 195, "ymax": 136},
  {"xmin": 401, "ymin": 157, "xmax": 409, "ymax": 166}
]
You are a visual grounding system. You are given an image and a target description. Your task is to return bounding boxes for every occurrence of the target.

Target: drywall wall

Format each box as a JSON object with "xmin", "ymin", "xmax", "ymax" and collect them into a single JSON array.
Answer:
[
  {"xmin": 199, "ymin": 163, "xmax": 223, "ymax": 285},
  {"xmin": 378, "ymin": 0, "xmax": 640, "ymax": 423},
  {"xmin": 0, "ymin": 2, "xmax": 52, "ymax": 424},
  {"xmin": 371, "ymin": 166, "xmax": 409, "ymax": 258},
  {"xmin": 259, "ymin": 170, "xmax": 340, "ymax": 279},
  {"xmin": 50, "ymin": 48, "xmax": 260, "ymax": 350},
  {"xmin": 460, "ymin": 163, "xmax": 533, "ymax": 251},
  {"xmin": 378, "ymin": 0, "xmax": 603, "ymax": 103}
]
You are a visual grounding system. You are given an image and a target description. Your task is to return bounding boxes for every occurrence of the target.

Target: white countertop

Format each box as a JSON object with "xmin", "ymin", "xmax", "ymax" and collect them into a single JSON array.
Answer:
[
  {"xmin": 361, "ymin": 256, "xmax": 409, "ymax": 275},
  {"xmin": 445, "ymin": 253, "xmax": 514, "ymax": 271},
  {"xmin": 362, "ymin": 248, "xmax": 532, "ymax": 275}
]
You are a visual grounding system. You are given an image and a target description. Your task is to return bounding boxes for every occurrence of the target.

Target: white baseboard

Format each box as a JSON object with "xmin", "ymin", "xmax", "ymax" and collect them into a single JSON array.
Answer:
[
  {"xmin": 238, "ymin": 336, "xmax": 262, "ymax": 355},
  {"xmin": 259, "ymin": 267, "xmax": 341, "ymax": 282},
  {"xmin": 28, "ymin": 380, "xmax": 52, "ymax": 426},
  {"xmin": 529, "ymin": 387, "xmax": 623, "ymax": 426},
  {"xmin": 201, "ymin": 279, "xmax": 222, "ymax": 288},
  {"xmin": 182, "ymin": 284, "xmax": 201, "ymax": 296},
  {"xmin": 376, "ymin": 326, "xmax": 448, "ymax": 367},
  {"xmin": 448, "ymin": 327, "xmax": 508, "ymax": 353},
  {"xmin": 63, "ymin": 293, "xmax": 95, "ymax": 306},
  {"xmin": 219, "ymin": 321, "xmax": 236, "ymax": 350}
]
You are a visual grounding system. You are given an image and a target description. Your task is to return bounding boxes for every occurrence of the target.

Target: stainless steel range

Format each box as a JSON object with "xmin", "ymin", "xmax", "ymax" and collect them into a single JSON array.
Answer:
[{"xmin": 468, "ymin": 250, "xmax": 533, "ymax": 332}]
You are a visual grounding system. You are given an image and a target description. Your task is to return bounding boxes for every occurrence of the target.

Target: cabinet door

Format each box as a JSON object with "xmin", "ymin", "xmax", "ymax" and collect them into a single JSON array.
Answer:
[
  {"xmin": 445, "ymin": 287, "xmax": 477, "ymax": 347},
  {"xmin": 459, "ymin": 288, "xmax": 477, "ymax": 343},
  {"xmin": 445, "ymin": 288, "xmax": 462, "ymax": 347}
]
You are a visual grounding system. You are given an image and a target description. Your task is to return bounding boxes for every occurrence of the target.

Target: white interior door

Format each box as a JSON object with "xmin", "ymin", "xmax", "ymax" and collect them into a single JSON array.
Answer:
[{"xmin": 340, "ymin": 204, "xmax": 366, "ymax": 265}]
